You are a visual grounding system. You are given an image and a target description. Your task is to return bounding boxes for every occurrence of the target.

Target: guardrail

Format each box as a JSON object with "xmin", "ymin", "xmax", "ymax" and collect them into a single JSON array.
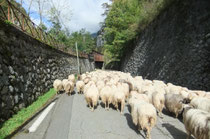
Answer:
[{"xmin": 0, "ymin": 0, "xmax": 88, "ymax": 58}]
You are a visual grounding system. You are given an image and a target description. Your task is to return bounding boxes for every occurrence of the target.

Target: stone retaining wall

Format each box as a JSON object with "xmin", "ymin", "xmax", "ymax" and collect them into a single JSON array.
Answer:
[{"xmin": 0, "ymin": 21, "xmax": 94, "ymax": 123}]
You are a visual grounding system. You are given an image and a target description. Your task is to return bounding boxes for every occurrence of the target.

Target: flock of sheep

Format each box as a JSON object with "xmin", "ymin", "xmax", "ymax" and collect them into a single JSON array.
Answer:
[{"xmin": 53, "ymin": 70, "xmax": 210, "ymax": 139}]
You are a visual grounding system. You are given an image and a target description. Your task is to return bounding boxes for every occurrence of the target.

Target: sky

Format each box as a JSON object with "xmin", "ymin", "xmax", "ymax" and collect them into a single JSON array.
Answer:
[{"xmin": 16, "ymin": 0, "xmax": 111, "ymax": 33}]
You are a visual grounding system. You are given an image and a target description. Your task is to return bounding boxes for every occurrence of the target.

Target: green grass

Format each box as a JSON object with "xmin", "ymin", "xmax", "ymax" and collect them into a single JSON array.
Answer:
[{"xmin": 0, "ymin": 88, "xmax": 56, "ymax": 139}]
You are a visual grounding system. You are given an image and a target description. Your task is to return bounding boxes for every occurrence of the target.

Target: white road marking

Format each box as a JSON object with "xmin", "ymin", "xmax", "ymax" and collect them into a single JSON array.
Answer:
[{"xmin": 28, "ymin": 102, "xmax": 56, "ymax": 133}]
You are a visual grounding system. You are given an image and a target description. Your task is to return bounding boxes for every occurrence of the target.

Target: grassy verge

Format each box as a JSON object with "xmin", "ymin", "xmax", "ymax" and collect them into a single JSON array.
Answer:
[{"xmin": 0, "ymin": 88, "xmax": 56, "ymax": 139}]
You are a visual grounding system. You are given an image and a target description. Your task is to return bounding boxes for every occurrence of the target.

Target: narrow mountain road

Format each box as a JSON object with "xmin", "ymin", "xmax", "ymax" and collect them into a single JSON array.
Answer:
[{"xmin": 13, "ymin": 90, "xmax": 189, "ymax": 139}]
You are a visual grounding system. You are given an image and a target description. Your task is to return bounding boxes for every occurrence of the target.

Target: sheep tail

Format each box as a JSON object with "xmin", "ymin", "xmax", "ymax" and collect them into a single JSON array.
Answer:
[{"xmin": 148, "ymin": 116, "xmax": 155, "ymax": 127}]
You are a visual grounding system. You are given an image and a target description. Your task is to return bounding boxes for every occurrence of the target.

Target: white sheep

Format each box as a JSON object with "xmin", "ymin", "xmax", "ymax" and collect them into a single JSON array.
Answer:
[
  {"xmin": 84, "ymin": 83, "xmax": 99, "ymax": 111},
  {"xmin": 152, "ymin": 90, "xmax": 165, "ymax": 118},
  {"xmin": 183, "ymin": 106, "xmax": 210, "ymax": 139},
  {"xmin": 120, "ymin": 82, "xmax": 130, "ymax": 100},
  {"xmin": 68, "ymin": 74, "xmax": 75, "ymax": 84},
  {"xmin": 187, "ymin": 91, "xmax": 198, "ymax": 101},
  {"xmin": 165, "ymin": 83, "xmax": 182, "ymax": 94},
  {"xmin": 205, "ymin": 92, "xmax": 210, "ymax": 99},
  {"xmin": 142, "ymin": 84, "xmax": 155, "ymax": 104},
  {"xmin": 62, "ymin": 79, "xmax": 68, "ymax": 85},
  {"xmin": 100, "ymin": 85, "xmax": 112, "ymax": 110},
  {"xmin": 130, "ymin": 91, "xmax": 149, "ymax": 103},
  {"xmin": 192, "ymin": 90, "xmax": 206, "ymax": 97},
  {"xmin": 179, "ymin": 90, "xmax": 189, "ymax": 100},
  {"xmin": 129, "ymin": 98, "xmax": 157, "ymax": 139},
  {"xmin": 76, "ymin": 80, "xmax": 85, "ymax": 94},
  {"xmin": 113, "ymin": 83, "xmax": 126, "ymax": 114},
  {"xmin": 53, "ymin": 79, "xmax": 63, "ymax": 95},
  {"xmin": 164, "ymin": 93, "xmax": 185, "ymax": 118},
  {"xmin": 96, "ymin": 80, "xmax": 105, "ymax": 94},
  {"xmin": 83, "ymin": 77, "xmax": 91, "ymax": 84},
  {"xmin": 63, "ymin": 80, "xmax": 74, "ymax": 96},
  {"xmin": 190, "ymin": 97, "xmax": 210, "ymax": 112}
]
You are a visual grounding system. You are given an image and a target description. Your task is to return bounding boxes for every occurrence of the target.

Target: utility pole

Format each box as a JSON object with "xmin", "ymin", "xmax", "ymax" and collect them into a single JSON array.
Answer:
[{"xmin": 75, "ymin": 42, "xmax": 80, "ymax": 75}]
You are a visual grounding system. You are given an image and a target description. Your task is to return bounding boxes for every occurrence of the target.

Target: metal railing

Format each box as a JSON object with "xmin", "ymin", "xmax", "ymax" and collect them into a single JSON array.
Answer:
[{"xmin": 0, "ymin": 0, "xmax": 88, "ymax": 58}]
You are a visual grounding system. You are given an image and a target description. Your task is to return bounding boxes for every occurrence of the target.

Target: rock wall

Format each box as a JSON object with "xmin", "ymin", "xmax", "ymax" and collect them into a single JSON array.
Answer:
[
  {"xmin": 121, "ymin": 0, "xmax": 210, "ymax": 91},
  {"xmin": 0, "ymin": 21, "xmax": 94, "ymax": 124}
]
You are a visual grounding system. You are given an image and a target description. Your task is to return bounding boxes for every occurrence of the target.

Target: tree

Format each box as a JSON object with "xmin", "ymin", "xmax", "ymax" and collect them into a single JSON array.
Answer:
[
  {"xmin": 67, "ymin": 29, "xmax": 96, "ymax": 54},
  {"xmin": 35, "ymin": 0, "xmax": 47, "ymax": 25}
]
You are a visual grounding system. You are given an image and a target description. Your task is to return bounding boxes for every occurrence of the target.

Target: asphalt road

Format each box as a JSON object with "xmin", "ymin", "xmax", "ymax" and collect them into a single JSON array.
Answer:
[{"xmin": 13, "ymin": 90, "xmax": 190, "ymax": 139}]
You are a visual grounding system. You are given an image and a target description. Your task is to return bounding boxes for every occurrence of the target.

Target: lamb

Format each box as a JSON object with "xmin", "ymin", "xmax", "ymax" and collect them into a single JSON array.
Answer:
[
  {"xmin": 190, "ymin": 97, "xmax": 210, "ymax": 112},
  {"xmin": 63, "ymin": 80, "xmax": 74, "ymax": 96},
  {"xmin": 84, "ymin": 83, "xmax": 99, "ymax": 111},
  {"xmin": 100, "ymin": 85, "xmax": 112, "ymax": 110},
  {"xmin": 164, "ymin": 93, "xmax": 185, "ymax": 118},
  {"xmin": 129, "ymin": 98, "xmax": 157, "ymax": 139},
  {"xmin": 53, "ymin": 79, "xmax": 63, "ymax": 95},
  {"xmin": 76, "ymin": 80, "xmax": 85, "ymax": 94},
  {"xmin": 183, "ymin": 106, "xmax": 210, "ymax": 139}
]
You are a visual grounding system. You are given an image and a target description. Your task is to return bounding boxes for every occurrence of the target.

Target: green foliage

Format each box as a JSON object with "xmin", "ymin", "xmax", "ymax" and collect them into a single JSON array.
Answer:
[
  {"xmin": 0, "ymin": 89, "xmax": 56, "ymax": 139},
  {"xmin": 103, "ymin": 0, "xmax": 174, "ymax": 61},
  {"xmin": 4, "ymin": 20, "xmax": 13, "ymax": 25},
  {"xmin": 47, "ymin": 7, "xmax": 96, "ymax": 54},
  {"xmin": 39, "ymin": 23, "xmax": 47, "ymax": 32},
  {"xmin": 67, "ymin": 29, "xmax": 96, "ymax": 53}
]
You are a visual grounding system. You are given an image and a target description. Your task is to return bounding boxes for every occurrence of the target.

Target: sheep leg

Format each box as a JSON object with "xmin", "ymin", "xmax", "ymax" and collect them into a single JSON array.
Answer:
[
  {"xmin": 107, "ymin": 101, "xmax": 110, "ymax": 111},
  {"xmin": 88, "ymin": 101, "xmax": 92, "ymax": 109},
  {"xmin": 120, "ymin": 101, "xmax": 125, "ymax": 115},
  {"xmin": 116, "ymin": 102, "xmax": 119, "ymax": 112},
  {"xmin": 91, "ymin": 100, "xmax": 96, "ymax": 112},
  {"xmin": 106, "ymin": 101, "xmax": 109, "ymax": 110},
  {"xmin": 175, "ymin": 111, "xmax": 178, "ymax": 118},
  {"xmin": 158, "ymin": 111, "xmax": 163, "ymax": 118},
  {"xmin": 146, "ymin": 128, "xmax": 151, "ymax": 139},
  {"xmin": 56, "ymin": 89, "xmax": 59, "ymax": 95},
  {"xmin": 91, "ymin": 107, "xmax": 94, "ymax": 112},
  {"xmin": 91, "ymin": 100, "xmax": 94, "ymax": 110},
  {"xmin": 104, "ymin": 102, "xmax": 107, "ymax": 110},
  {"xmin": 187, "ymin": 132, "xmax": 191, "ymax": 139}
]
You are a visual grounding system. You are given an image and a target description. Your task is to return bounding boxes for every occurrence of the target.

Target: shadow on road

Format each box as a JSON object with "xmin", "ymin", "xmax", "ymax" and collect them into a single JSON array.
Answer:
[
  {"xmin": 126, "ymin": 104, "xmax": 131, "ymax": 113},
  {"xmin": 162, "ymin": 109, "xmax": 184, "ymax": 123},
  {"xmin": 99, "ymin": 102, "xmax": 117, "ymax": 111},
  {"xmin": 162, "ymin": 123, "xmax": 189, "ymax": 139},
  {"xmin": 124, "ymin": 113, "xmax": 145, "ymax": 138}
]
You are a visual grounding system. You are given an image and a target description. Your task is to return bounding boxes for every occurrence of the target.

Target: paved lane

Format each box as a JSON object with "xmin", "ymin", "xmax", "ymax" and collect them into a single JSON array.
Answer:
[
  {"xmin": 13, "ymin": 92, "xmax": 189, "ymax": 139},
  {"xmin": 68, "ymin": 94, "xmax": 188, "ymax": 139},
  {"xmin": 13, "ymin": 93, "xmax": 74, "ymax": 139}
]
